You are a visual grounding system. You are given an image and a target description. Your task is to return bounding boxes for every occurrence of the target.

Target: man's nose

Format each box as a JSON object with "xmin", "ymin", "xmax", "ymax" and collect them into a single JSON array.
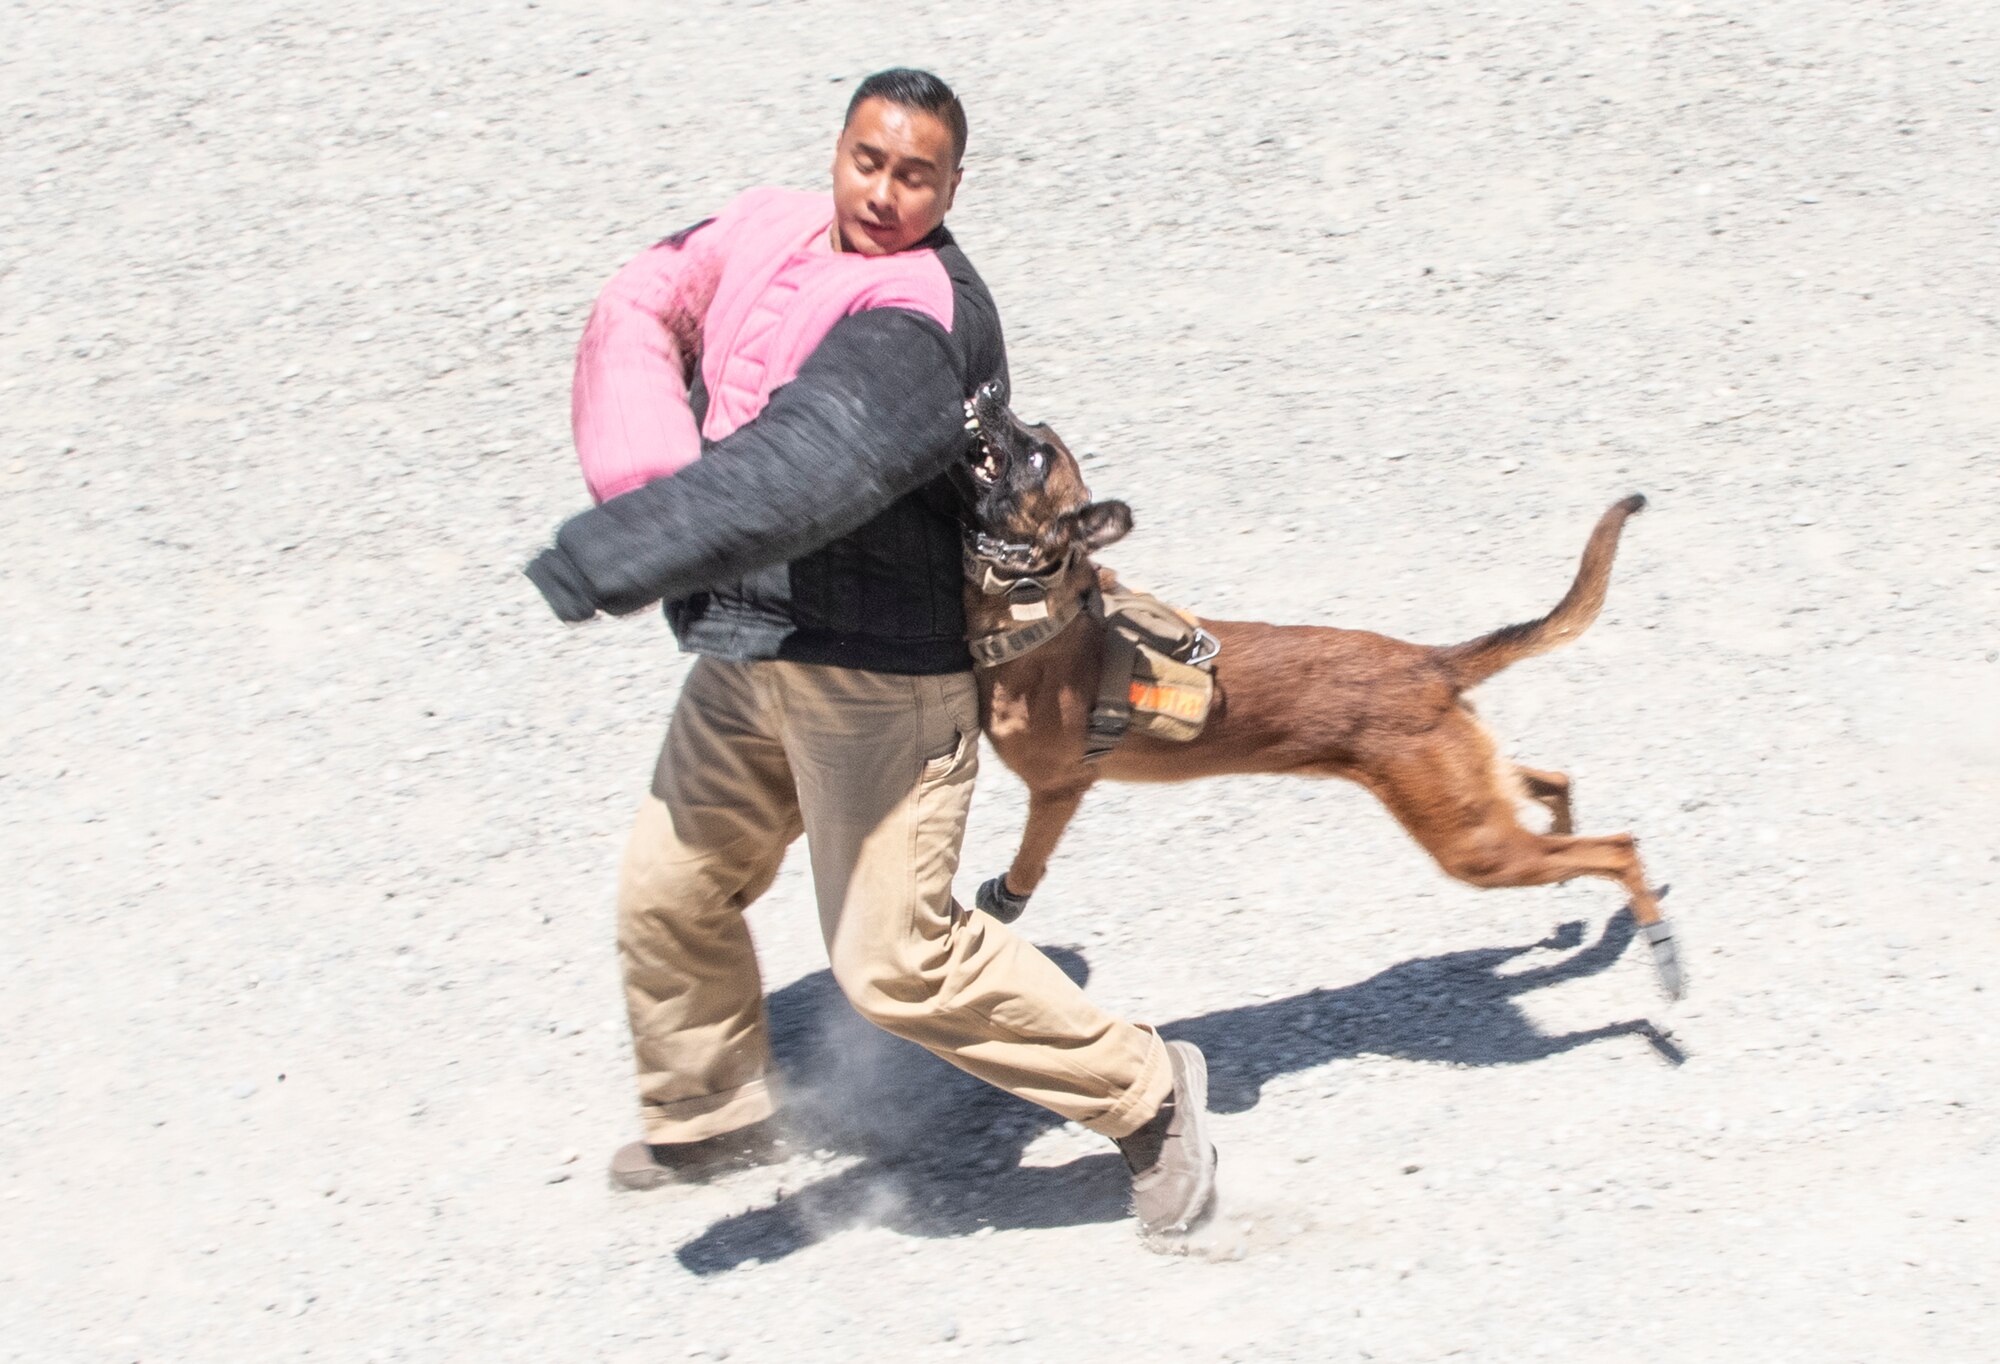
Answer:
[{"xmin": 866, "ymin": 171, "xmax": 896, "ymax": 212}]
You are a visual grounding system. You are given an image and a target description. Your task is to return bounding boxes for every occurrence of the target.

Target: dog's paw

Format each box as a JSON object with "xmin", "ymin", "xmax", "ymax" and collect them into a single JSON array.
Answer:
[{"xmin": 976, "ymin": 875, "xmax": 1031, "ymax": 924}]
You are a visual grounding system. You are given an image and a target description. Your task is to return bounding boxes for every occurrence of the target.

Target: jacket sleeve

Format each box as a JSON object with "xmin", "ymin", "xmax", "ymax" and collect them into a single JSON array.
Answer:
[
  {"xmin": 525, "ymin": 307, "xmax": 970, "ymax": 621},
  {"xmin": 569, "ymin": 218, "xmax": 725, "ymax": 503}
]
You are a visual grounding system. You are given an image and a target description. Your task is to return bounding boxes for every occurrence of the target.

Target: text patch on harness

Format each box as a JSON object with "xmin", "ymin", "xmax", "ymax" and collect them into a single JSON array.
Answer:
[{"xmin": 1130, "ymin": 678, "xmax": 1208, "ymax": 725}]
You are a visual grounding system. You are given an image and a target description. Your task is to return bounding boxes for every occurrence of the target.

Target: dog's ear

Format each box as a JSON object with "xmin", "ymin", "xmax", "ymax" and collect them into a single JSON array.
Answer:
[{"xmin": 1077, "ymin": 500, "xmax": 1133, "ymax": 551}]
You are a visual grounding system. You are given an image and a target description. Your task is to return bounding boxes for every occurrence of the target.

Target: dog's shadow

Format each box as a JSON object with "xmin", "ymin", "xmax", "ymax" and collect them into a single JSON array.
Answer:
[{"xmin": 673, "ymin": 911, "xmax": 1677, "ymax": 1275}]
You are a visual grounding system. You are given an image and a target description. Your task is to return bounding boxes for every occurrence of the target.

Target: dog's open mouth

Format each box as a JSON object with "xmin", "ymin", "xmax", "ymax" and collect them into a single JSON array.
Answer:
[{"xmin": 963, "ymin": 398, "xmax": 1003, "ymax": 487}]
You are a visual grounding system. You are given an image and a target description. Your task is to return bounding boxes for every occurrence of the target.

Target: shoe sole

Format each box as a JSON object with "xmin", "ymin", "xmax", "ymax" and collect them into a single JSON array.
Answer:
[
  {"xmin": 1148, "ymin": 1040, "xmax": 1218, "ymax": 1236},
  {"xmin": 607, "ymin": 1140, "xmax": 678, "ymax": 1191},
  {"xmin": 608, "ymin": 1169, "xmax": 674, "ymax": 1191},
  {"xmin": 607, "ymin": 1130, "xmax": 786, "ymax": 1190}
]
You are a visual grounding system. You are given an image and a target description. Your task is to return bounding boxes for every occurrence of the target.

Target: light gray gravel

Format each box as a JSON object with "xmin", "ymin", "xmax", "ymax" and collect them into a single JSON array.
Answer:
[{"xmin": 3, "ymin": 1, "xmax": 1997, "ymax": 1360}]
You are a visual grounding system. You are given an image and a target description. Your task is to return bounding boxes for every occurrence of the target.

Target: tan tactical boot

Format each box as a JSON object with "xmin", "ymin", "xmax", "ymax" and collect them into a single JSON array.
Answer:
[{"xmin": 1116, "ymin": 1040, "xmax": 1218, "ymax": 1235}]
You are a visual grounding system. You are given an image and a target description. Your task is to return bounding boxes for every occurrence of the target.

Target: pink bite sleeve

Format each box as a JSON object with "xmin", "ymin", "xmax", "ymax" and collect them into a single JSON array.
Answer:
[{"xmin": 570, "ymin": 224, "xmax": 726, "ymax": 503}]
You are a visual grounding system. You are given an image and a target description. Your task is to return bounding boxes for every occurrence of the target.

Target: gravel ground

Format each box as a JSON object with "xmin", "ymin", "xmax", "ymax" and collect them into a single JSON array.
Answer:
[{"xmin": 4, "ymin": 0, "xmax": 1997, "ymax": 1360}]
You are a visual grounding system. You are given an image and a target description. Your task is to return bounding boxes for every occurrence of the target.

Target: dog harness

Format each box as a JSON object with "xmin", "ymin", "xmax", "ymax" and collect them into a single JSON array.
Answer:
[
  {"xmin": 965, "ymin": 536, "xmax": 1221, "ymax": 761},
  {"xmin": 1081, "ymin": 585, "xmax": 1220, "ymax": 760}
]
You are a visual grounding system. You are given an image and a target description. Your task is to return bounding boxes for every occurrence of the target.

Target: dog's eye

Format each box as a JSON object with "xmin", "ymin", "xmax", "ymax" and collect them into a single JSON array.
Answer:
[{"xmin": 1029, "ymin": 448, "xmax": 1047, "ymax": 470}]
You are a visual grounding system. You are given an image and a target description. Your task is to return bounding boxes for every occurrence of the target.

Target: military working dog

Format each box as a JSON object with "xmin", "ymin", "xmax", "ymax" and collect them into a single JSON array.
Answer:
[{"xmin": 956, "ymin": 383, "xmax": 1681, "ymax": 998}]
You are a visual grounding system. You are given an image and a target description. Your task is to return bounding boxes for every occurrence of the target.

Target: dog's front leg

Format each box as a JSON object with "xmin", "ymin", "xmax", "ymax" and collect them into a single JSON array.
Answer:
[{"xmin": 975, "ymin": 782, "xmax": 1093, "ymax": 924}]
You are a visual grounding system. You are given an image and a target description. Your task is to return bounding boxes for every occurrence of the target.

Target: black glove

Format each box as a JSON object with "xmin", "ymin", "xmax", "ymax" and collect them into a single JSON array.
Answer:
[{"xmin": 523, "ymin": 545, "xmax": 598, "ymax": 622}]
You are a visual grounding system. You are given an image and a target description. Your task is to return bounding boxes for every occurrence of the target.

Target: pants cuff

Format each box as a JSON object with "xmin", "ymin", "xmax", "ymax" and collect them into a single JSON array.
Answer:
[
  {"xmin": 639, "ymin": 1076, "xmax": 778, "ymax": 1144},
  {"xmin": 1080, "ymin": 1026, "xmax": 1175, "ymax": 1140}
]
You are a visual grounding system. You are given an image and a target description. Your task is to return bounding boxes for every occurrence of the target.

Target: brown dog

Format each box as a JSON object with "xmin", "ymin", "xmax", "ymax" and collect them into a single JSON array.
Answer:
[{"xmin": 956, "ymin": 382, "xmax": 1682, "ymax": 999}]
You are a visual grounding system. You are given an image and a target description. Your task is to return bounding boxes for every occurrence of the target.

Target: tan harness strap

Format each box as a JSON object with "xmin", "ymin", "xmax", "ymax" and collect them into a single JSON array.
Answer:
[
  {"xmin": 1084, "ymin": 589, "xmax": 1138, "ymax": 762},
  {"xmin": 967, "ymin": 588, "xmax": 1084, "ymax": 668}
]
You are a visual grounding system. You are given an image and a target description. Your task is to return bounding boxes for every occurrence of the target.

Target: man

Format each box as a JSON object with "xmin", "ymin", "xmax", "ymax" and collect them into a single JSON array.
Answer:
[{"xmin": 523, "ymin": 69, "xmax": 1217, "ymax": 1236}]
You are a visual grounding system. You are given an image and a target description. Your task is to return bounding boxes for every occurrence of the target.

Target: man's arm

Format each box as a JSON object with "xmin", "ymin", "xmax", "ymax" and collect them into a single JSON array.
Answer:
[
  {"xmin": 525, "ymin": 307, "xmax": 969, "ymax": 621},
  {"xmin": 571, "ymin": 218, "xmax": 725, "ymax": 503}
]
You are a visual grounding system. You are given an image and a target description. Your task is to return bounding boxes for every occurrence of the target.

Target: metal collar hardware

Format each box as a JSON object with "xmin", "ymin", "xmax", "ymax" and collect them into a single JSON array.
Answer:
[{"xmin": 963, "ymin": 537, "xmax": 1087, "ymax": 668}]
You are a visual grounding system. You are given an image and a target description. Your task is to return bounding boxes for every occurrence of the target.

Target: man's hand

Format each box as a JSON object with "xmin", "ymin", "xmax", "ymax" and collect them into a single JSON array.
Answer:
[{"xmin": 524, "ymin": 544, "xmax": 599, "ymax": 622}]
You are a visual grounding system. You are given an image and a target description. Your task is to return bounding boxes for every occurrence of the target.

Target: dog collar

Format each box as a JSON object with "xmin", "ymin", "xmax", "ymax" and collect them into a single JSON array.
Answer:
[{"xmin": 963, "ymin": 537, "xmax": 1076, "ymax": 599}]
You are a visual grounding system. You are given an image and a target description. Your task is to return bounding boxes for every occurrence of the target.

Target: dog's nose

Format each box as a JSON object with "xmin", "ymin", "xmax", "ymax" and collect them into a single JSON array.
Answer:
[{"xmin": 976, "ymin": 379, "xmax": 1004, "ymax": 403}]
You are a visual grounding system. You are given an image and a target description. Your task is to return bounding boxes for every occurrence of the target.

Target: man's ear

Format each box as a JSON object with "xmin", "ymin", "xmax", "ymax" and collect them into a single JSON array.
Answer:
[{"xmin": 1078, "ymin": 500, "xmax": 1134, "ymax": 551}]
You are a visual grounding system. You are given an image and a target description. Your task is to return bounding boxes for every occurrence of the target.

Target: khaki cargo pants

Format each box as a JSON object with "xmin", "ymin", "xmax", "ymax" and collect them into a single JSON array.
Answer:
[{"xmin": 618, "ymin": 656, "xmax": 1173, "ymax": 1144}]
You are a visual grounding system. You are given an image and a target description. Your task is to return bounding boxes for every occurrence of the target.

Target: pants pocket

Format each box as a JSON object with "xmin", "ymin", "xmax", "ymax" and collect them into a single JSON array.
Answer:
[
  {"xmin": 918, "ymin": 673, "xmax": 981, "ymax": 786},
  {"xmin": 920, "ymin": 724, "xmax": 975, "ymax": 783}
]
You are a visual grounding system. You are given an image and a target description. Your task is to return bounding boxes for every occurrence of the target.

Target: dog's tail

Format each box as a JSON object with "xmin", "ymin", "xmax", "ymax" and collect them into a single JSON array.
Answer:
[{"xmin": 1439, "ymin": 494, "xmax": 1647, "ymax": 690}]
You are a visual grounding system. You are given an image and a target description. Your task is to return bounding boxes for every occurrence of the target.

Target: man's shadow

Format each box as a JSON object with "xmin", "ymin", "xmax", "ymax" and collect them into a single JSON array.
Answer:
[{"xmin": 674, "ymin": 911, "xmax": 1679, "ymax": 1275}]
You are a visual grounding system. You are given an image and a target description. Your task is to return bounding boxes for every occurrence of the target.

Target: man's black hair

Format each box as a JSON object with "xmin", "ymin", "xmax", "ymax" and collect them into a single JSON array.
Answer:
[{"xmin": 845, "ymin": 68, "xmax": 967, "ymax": 166}]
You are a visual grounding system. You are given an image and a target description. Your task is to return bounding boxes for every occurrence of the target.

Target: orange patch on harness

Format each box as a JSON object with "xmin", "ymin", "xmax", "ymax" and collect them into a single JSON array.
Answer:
[{"xmin": 1129, "ymin": 680, "xmax": 1207, "ymax": 722}]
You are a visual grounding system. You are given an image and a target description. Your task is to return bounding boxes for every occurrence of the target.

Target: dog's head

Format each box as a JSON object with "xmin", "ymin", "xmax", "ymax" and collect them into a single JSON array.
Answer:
[{"xmin": 962, "ymin": 380, "xmax": 1132, "ymax": 570}]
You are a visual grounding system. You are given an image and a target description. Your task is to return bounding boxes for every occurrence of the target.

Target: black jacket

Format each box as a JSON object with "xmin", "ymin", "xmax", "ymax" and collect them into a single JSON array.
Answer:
[{"xmin": 525, "ymin": 228, "xmax": 1005, "ymax": 675}]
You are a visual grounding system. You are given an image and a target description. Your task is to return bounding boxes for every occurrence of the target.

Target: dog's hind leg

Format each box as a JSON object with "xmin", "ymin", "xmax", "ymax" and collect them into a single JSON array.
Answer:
[
  {"xmin": 1368, "ymin": 728, "xmax": 1682, "ymax": 998},
  {"xmin": 1430, "ymin": 821, "xmax": 1680, "ymax": 999},
  {"xmin": 976, "ymin": 782, "xmax": 1092, "ymax": 925},
  {"xmin": 1514, "ymin": 766, "xmax": 1573, "ymax": 834},
  {"xmin": 1475, "ymin": 831, "xmax": 1679, "ymax": 1000}
]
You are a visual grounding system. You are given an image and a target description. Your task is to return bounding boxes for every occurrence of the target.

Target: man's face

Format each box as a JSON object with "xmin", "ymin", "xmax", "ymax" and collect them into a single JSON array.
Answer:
[{"xmin": 830, "ymin": 97, "xmax": 962, "ymax": 256}]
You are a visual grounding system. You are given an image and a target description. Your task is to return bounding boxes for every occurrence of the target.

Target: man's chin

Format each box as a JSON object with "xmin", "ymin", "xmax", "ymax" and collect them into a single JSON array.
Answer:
[{"xmin": 838, "ymin": 219, "xmax": 914, "ymax": 256}]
